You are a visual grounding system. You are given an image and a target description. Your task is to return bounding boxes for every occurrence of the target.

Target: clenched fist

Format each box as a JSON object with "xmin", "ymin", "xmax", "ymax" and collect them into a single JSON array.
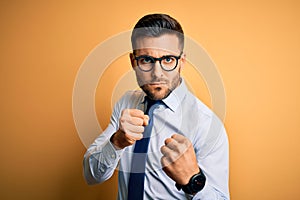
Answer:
[
  {"xmin": 160, "ymin": 134, "xmax": 200, "ymax": 185},
  {"xmin": 110, "ymin": 109, "xmax": 149, "ymax": 149}
]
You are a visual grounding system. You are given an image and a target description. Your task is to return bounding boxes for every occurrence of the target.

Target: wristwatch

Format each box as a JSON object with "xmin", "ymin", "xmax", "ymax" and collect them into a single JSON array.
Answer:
[{"xmin": 175, "ymin": 169, "xmax": 206, "ymax": 195}]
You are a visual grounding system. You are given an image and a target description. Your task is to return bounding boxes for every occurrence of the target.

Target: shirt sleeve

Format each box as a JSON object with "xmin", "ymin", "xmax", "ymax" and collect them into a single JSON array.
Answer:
[
  {"xmin": 192, "ymin": 115, "xmax": 230, "ymax": 200},
  {"xmin": 83, "ymin": 94, "xmax": 124, "ymax": 185}
]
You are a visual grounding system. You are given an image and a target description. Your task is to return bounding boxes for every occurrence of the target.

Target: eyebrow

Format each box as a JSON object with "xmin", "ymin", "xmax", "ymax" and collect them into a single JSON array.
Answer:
[
  {"xmin": 133, "ymin": 49, "xmax": 181, "ymax": 56},
  {"xmin": 136, "ymin": 54, "xmax": 177, "ymax": 58},
  {"xmin": 134, "ymin": 51, "xmax": 182, "ymax": 57}
]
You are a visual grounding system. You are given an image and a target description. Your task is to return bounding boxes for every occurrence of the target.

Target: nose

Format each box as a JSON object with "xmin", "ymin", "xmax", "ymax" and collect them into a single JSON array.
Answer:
[{"xmin": 151, "ymin": 61, "xmax": 163, "ymax": 77}]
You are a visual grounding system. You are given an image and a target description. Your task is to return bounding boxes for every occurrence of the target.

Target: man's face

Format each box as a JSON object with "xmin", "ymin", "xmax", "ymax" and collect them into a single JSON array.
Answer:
[{"xmin": 130, "ymin": 34, "xmax": 186, "ymax": 100}]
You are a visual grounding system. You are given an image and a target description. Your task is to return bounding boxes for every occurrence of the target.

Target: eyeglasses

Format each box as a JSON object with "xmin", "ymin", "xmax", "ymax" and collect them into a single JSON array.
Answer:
[{"xmin": 134, "ymin": 52, "xmax": 183, "ymax": 72}]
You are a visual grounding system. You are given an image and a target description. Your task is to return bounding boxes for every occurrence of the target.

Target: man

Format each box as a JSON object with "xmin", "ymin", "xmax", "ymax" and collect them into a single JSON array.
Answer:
[{"xmin": 83, "ymin": 14, "xmax": 229, "ymax": 200}]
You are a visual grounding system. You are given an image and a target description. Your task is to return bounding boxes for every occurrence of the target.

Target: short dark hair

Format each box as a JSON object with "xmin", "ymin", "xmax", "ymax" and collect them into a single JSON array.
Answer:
[{"xmin": 131, "ymin": 14, "xmax": 184, "ymax": 51}]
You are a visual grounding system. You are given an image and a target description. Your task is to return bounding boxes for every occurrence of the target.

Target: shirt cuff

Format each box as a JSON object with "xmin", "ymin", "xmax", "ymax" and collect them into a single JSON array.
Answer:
[
  {"xmin": 191, "ymin": 183, "xmax": 218, "ymax": 200},
  {"xmin": 99, "ymin": 140, "xmax": 123, "ymax": 165}
]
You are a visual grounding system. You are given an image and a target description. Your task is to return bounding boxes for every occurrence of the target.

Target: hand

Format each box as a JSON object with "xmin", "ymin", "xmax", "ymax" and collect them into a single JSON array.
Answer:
[
  {"xmin": 160, "ymin": 134, "xmax": 200, "ymax": 185},
  {"xmin": 110, "ymin": 109, "xmax": 149, "ymax": 149}
]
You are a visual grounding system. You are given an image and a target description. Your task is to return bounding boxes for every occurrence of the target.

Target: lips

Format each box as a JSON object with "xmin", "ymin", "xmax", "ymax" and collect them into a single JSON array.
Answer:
[{"xmin": 149, "ymin": 82, "xmax": 166, "ymax": 85}]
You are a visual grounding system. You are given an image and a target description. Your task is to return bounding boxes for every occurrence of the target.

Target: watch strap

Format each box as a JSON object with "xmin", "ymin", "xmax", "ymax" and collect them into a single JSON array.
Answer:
[{"xmin": 175, "ymin": 168, "xmax": 206, "ymax": 195}]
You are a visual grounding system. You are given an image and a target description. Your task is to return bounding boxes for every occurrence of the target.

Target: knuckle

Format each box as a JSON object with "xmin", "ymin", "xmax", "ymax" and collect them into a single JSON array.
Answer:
[
  {"xmin": 168, "ymin": 154, "xmax": 176, "ymax": 162},
  {"xmin": 137, "ymin": 134, "xmax": 143, "ymax": 140},
  {"xmin": 184, "ymin": 139, "xmax": 191, "ymax": 145},
  {"xmin": 121, "ymin": 109, "xmax": 129, "ymax": 115},
  {"xmin": 120, "ymin": 118, "xmax": 126, "ymax": 125},
  {"xmin": 161, "ymin": 156, "xmax": 168, "ymax": 167},
  {"xmin": 174, "ymin": 146, "xmax": 180, "ymax": 152},
  {"xmin": 121, "ymin": 109, "xmax": 125, "ymax": 115},
  {"xmin": 128, "ymin": 116, "xmax": 133, "ymax": 123},
  {"xmin": 135, "ymin": 109, "xmax": 143, "ymax": 115},
  {"xmin": 160, "ymin": 145, "xmax": 165, "ymax": 153},
  {"xmin": 138, "ymin": 118, "xmax": 144, "ymax": 125},
  {"xmin": 133, "ymin": 125, "xmax": 143, "ymax": 133},
  {"xmin": 184, "ymin": 142, "xmax": 192, "ymax": 150},
  {"xmin": 178, "ymin": 145, "xmax": 187, "ymax": 154},
  {"xmin": 139, "ymin": 126, "xmax": 145, "ymax": 133},
  {"xmin": 164, "ymin": 138, "xmax": 172, "ymax": 145},
  {"xmin": 133, "ymin": 117, "xmax": 143, "ymax": 126}
]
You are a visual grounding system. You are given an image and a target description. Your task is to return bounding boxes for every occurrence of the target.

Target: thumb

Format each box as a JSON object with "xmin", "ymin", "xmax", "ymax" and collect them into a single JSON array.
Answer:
[{"xmin": 143, "ymin": 115, "xmax": 149, "ymax": 126}]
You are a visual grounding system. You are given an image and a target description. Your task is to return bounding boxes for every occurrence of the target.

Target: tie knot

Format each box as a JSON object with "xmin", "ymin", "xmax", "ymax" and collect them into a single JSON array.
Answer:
[{"xmin": 145, "ymin": 97, "xmax": 162, "ymax": 114}]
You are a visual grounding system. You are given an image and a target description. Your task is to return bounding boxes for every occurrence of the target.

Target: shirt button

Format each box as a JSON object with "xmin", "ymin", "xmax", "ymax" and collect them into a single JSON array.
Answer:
[{"xmin": 111, "ymin": 154, "xmax": 116, "ymax": 159}]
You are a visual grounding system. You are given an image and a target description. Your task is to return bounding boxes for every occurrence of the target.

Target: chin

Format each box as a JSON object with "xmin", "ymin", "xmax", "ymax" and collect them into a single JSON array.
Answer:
[
  {"xmin": 150, "ymin": 93, "xmax": 166, "ymax": 100},
  {"xmin": 142, "ymin": 86, "xmax": 171, "ymax": 100}
]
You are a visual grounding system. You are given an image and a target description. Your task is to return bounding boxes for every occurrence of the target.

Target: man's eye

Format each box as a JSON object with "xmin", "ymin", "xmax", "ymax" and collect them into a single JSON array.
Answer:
[
  {"xmin": 141, "ymin": 57, "xmax": 153, "ymax": 64},
  {"xmin": 164, "ymin": 56, "xmax": 175, "ymax": 63}
]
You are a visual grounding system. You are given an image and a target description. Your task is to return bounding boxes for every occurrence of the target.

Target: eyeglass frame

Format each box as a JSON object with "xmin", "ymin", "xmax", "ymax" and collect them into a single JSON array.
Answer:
[{"xmin": 133, "ymin": 51, "xmax": 183, "ymax": 72}]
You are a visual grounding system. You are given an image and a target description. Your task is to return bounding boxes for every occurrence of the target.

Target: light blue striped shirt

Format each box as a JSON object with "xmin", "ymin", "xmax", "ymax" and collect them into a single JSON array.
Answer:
[{"xmin": 83, "ymin": 79, "xmax": 230, "ymax": 200}]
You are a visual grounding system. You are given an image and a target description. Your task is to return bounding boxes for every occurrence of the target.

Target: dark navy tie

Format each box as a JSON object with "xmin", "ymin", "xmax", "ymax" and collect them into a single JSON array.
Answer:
[{"xmin": 127, "ymin": 98, "xmax": 161, "ymax": 200}]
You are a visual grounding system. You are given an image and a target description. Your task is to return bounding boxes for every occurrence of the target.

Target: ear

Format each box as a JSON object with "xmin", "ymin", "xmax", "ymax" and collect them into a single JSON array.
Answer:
[
  {"xmin": 178, "ymin": 52, "xmax": 186, "ymax": 72},
  {"xmin": 129, "ymin": 53, "xmax": 136, "ymax": 70}
]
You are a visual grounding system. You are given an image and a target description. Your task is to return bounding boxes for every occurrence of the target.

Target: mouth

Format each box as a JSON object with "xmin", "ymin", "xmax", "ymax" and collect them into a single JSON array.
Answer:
[{"xmin": 148, "ymin": 82, "xmax": 166, "ymax": 86}]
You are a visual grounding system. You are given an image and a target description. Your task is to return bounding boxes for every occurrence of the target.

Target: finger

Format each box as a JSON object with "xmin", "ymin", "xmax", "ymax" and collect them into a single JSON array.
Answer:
[
  {"xmin": 125, "ymin": 109, "xmax": 148, "ymax": 126},
  {"xmin": 161, "ymin": 156, "xmax": 172, "ymax": 168},
  {"xmin": 143, "ymin": 115, "xmax": 149, "ymax": 126},
  {"xmin": 164, "ymin": 137, "xmax": 174, "ymax": 145},
  {"xmin": 164, "ymin": 137, "xmax": 181, "ymax": 150},
  {"xmin": 128, "ymin": 109, "xmax": 145, "ymax": 118},
  {"xmin": 129, "ymin": 116, "xmax": 144, "ymax": 126},
  {"xmin": 121, "ymin": 109, "xmax": 145, "ymax": 121},
  {"xmin": 124, "ymin": 123, "xmax": 145, "ymax": 134},
  {"xmin": 160, "ymin": 145, "xmax": 173, "ymax": 157},
  {"xmin": 125, "ymin": 132, "xmax": 143, "ymax": 141},
  {"xmin": 171, "ymin": 133, "xmax": 189, "ymax": 144},
  {"xmin": 161, "ymin": 144, "xmax": 181, "ymax": 164}
]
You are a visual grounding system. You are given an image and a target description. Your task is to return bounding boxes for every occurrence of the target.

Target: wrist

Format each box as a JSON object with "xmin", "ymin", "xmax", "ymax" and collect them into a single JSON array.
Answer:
[
  {"xmin": 179, "ymin": 168, "xmax": 200, "ymax": 185},
  {"xmin": 175, "ymin": 168, "xmax": 206, "ymax": 195},
  {"xmin": 110, "ymin": 130, "xmax": 125, "ymax": 150}
]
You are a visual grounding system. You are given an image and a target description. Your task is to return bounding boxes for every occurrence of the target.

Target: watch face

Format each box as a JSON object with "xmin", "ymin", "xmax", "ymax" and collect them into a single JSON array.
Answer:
[
  {"xmin": 182, "ymin": 170, "xmax": 207, "ymax": 195},
  {"xmin": 191, "ymin": 173, "xmax": 206, "ymax": 192}
]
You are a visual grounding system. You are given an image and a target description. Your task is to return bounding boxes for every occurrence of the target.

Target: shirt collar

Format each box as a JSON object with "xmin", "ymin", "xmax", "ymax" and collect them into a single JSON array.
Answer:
[{"xmin": 162, "ymin": 78, "xmax": 187, "ymax": 112}]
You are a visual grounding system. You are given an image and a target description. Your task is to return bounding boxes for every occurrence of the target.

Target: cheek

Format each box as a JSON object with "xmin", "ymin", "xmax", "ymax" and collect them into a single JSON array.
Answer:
[
  {"xmin": 165, "ymin": 71, "xmax": 180, "ymax": 82},
  {"xmin": 137, "ymin": 71, "xmax": 150, "ymax": 80},
  {"xmin": 136, "ymin": 71, "xmax": 152, "ymax": 85}
]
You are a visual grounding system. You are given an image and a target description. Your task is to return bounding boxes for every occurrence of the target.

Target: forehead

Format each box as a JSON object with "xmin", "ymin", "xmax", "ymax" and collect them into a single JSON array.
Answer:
[{"xmin": 134, "ymin": 34, "xmax": 181, "ymax": 55}]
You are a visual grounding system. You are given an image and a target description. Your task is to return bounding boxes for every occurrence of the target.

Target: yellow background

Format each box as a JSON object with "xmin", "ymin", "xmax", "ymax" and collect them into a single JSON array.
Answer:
[{"xmin": 1, "ymin": 0, "xmax": 299, "ymax": 199}]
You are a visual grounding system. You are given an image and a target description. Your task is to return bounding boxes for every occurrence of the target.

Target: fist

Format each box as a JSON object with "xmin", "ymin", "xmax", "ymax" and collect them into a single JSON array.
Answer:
[
  {"xmin": 160, "ymin": 134, "xmax": 199, "ymax": 185},
  {"xmin": 110, "ymin": 109, "xmax": 149, "ymax": 149}
]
